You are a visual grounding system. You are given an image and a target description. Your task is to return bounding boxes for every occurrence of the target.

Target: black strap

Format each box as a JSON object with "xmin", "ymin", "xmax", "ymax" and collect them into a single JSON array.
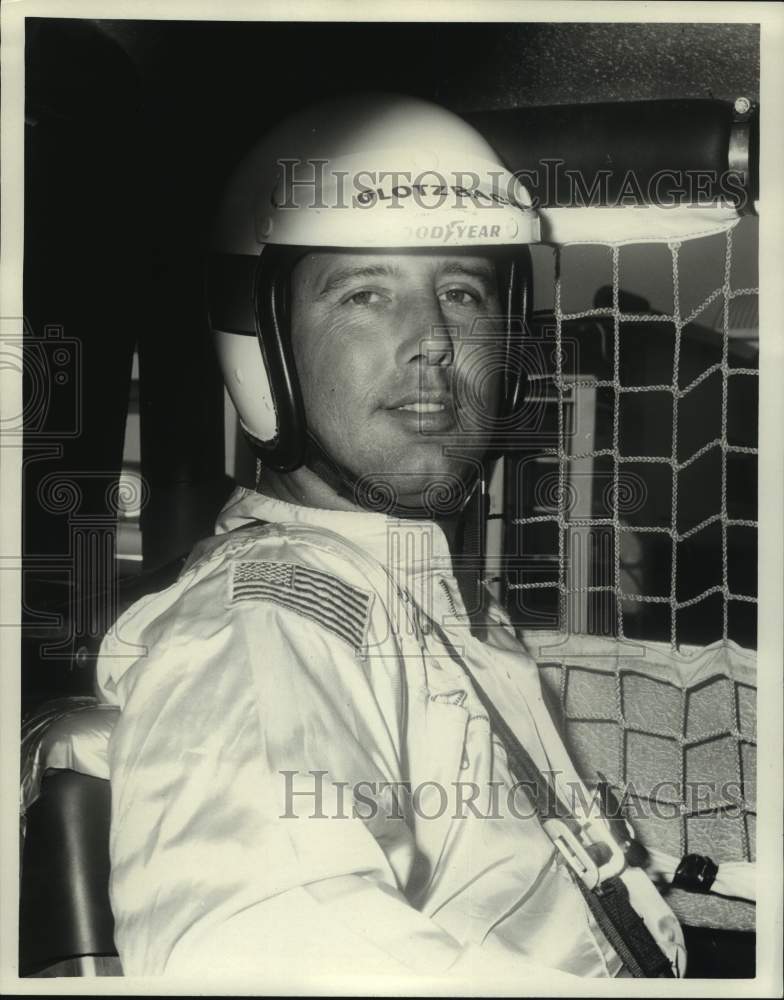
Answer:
[
  {"xmin": 672, "ymin": 853, "xmax": 718, "ymax": 894},
  {"xmin": 575, "ymin": 872, "xmax": 674, "ymax": 978},
  {"xmin": 433, "ymin": 620, "xmax": 674, "ymax": 978}
]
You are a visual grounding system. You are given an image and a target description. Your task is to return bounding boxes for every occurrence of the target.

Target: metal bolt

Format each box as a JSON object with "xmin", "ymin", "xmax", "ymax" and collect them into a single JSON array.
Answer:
[
  {"xmin": 75, "ymin": 645, "xmax": 89, "ymax": 667},
  {"xmin": 734, "ymin": 96, "xmax": 752, "ymax": 116}
]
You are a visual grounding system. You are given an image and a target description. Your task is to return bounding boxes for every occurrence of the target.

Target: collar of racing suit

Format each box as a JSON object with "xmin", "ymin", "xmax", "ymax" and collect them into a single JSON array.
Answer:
[{"xmin": 214, "ymin": 486, "xmax": 500, "ymax": 633}]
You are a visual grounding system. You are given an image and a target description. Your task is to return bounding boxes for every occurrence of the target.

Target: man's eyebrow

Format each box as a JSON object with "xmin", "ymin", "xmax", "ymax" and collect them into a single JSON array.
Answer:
[
  {"xmin": 437, "ymin": 261, "xmax": 496, "ymax": 287},
  {"xmin": 317, "ymin": 263, "xmax": 402, "ymax": 297}
]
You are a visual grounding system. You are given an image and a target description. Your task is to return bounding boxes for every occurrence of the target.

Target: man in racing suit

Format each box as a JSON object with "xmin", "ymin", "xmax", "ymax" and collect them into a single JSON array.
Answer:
[{"xmin": 97, "ymin": 93, "xmax": 685, "ymax": 984}]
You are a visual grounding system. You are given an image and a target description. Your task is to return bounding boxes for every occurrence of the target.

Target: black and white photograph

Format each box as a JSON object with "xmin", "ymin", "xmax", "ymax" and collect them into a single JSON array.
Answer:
[{"xmin": 1, "ymin": 2, "xmax": 782, "ymax": 994}]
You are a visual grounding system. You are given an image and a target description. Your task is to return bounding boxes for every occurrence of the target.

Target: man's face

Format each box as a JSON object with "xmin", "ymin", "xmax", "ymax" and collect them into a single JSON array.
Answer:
[{"xmin": 290, "ymin": 250, "xmax": 505, "ymax": 510}]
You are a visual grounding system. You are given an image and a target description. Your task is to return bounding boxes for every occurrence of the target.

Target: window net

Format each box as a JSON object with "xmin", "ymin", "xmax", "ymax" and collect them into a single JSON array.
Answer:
[{"xmin": 494, "ymin": 222, "xmax": 758, "ymax": 931}]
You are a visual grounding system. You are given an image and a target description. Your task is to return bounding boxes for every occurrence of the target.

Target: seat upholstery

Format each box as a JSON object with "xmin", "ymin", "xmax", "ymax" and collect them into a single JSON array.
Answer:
[{"xmin": 19, "ymin": 770, "xmax": 120, "ymax": 976}]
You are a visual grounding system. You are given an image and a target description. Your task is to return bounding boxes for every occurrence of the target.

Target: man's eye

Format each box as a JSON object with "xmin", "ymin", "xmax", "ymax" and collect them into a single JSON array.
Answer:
[
  {"xmin": 345, "ymin": 290, "xmax": 383, "ymax": 306},
  {"xmin": 440, "ymin": 288, "xmax": 481, "ymax": 306}
]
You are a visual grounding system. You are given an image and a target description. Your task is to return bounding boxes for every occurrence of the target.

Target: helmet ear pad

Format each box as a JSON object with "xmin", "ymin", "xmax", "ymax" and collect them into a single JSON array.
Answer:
[{"xmin": 250, "ymin": 245, "xmax": 310, "ymax": 471}]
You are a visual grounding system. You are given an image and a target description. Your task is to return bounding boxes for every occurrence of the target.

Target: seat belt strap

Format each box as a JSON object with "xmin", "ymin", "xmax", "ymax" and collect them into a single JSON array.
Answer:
[
  {"xmin": 574, "ymin": 868, "xmax": 674, "ymax": 977},
  {"xmin": 444, "ymin": 631, "xmax": 674, "ymax": 978}
]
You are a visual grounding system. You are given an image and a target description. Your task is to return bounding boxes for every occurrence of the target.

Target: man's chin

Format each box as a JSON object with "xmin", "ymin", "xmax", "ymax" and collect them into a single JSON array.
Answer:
[{"xmin": 350, "ymin": 463, "xmax": 482, "ymax": 519}]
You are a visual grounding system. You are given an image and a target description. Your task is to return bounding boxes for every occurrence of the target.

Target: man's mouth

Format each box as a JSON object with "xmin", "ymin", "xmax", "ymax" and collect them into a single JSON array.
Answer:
[
  {"xmin": 386, "ymin": 392, "xmax": 455, "ymax": 432},
  {"xmin": 388, "ymin": 391, "xmax": 452, "ymax": 413},
  {"xmin": 396, "ymin": 401, "xmax": 447, "ymax": 413}
]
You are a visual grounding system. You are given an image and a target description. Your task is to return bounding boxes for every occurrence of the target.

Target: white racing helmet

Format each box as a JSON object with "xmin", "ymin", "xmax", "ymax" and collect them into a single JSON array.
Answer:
[{"xmin": 207, "ymin": 92, "xmax": 541, "ymax": 472}]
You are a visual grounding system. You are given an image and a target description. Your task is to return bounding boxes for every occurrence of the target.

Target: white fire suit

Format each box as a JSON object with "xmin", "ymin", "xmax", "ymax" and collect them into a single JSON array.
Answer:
[{"xmin": 97, "ymin": 487, "xmax": 684, "ymax": 984}]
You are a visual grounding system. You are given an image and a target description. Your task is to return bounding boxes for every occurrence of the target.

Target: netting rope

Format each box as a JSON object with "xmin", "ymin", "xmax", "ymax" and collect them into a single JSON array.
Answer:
[{"xmin": 510, "ymin": 227, "xmax": 759, "ymax": 651}]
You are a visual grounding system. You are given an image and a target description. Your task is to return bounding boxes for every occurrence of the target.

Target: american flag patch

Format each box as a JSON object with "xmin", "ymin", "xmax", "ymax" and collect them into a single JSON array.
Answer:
[{"xmin": 231, "ymin": 560, "xmax": 373, "ymax": 653}]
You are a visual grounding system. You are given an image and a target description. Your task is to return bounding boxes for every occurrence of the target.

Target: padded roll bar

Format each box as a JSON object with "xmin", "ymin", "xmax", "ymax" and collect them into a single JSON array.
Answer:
[{"xmin": 467, "ymin": 99, "xmax": 758, "ymax": 211}]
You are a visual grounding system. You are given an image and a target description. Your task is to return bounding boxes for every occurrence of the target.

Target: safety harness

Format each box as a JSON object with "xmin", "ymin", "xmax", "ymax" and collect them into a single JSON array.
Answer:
[{"xmin": 451, "ymin": 638, "xmax": 676, "ymax": 978}]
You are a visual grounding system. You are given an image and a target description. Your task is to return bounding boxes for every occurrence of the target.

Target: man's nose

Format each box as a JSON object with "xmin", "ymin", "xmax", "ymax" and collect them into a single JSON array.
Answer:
[{"xmin": 396, "ymin": 293, "xmax": 455, "ymax": 368}]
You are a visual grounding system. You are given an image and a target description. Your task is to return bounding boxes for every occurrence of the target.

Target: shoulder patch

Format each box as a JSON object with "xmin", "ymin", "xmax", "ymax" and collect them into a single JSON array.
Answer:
[{"xmin": 231, "ymin": 560, "xmax": 373, "ymax": 653}]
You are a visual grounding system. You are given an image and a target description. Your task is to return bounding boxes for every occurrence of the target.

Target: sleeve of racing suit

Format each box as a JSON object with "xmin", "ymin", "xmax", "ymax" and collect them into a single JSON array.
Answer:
[{"xmin": 103, "ymin": 575, "xmax": 587, "ymax": 986}]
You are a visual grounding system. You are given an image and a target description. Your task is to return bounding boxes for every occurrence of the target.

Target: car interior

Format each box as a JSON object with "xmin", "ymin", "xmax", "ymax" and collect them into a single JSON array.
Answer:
[{"xmin": 18, "ymin": 18, "xmax": 759, "ymax": 979}]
